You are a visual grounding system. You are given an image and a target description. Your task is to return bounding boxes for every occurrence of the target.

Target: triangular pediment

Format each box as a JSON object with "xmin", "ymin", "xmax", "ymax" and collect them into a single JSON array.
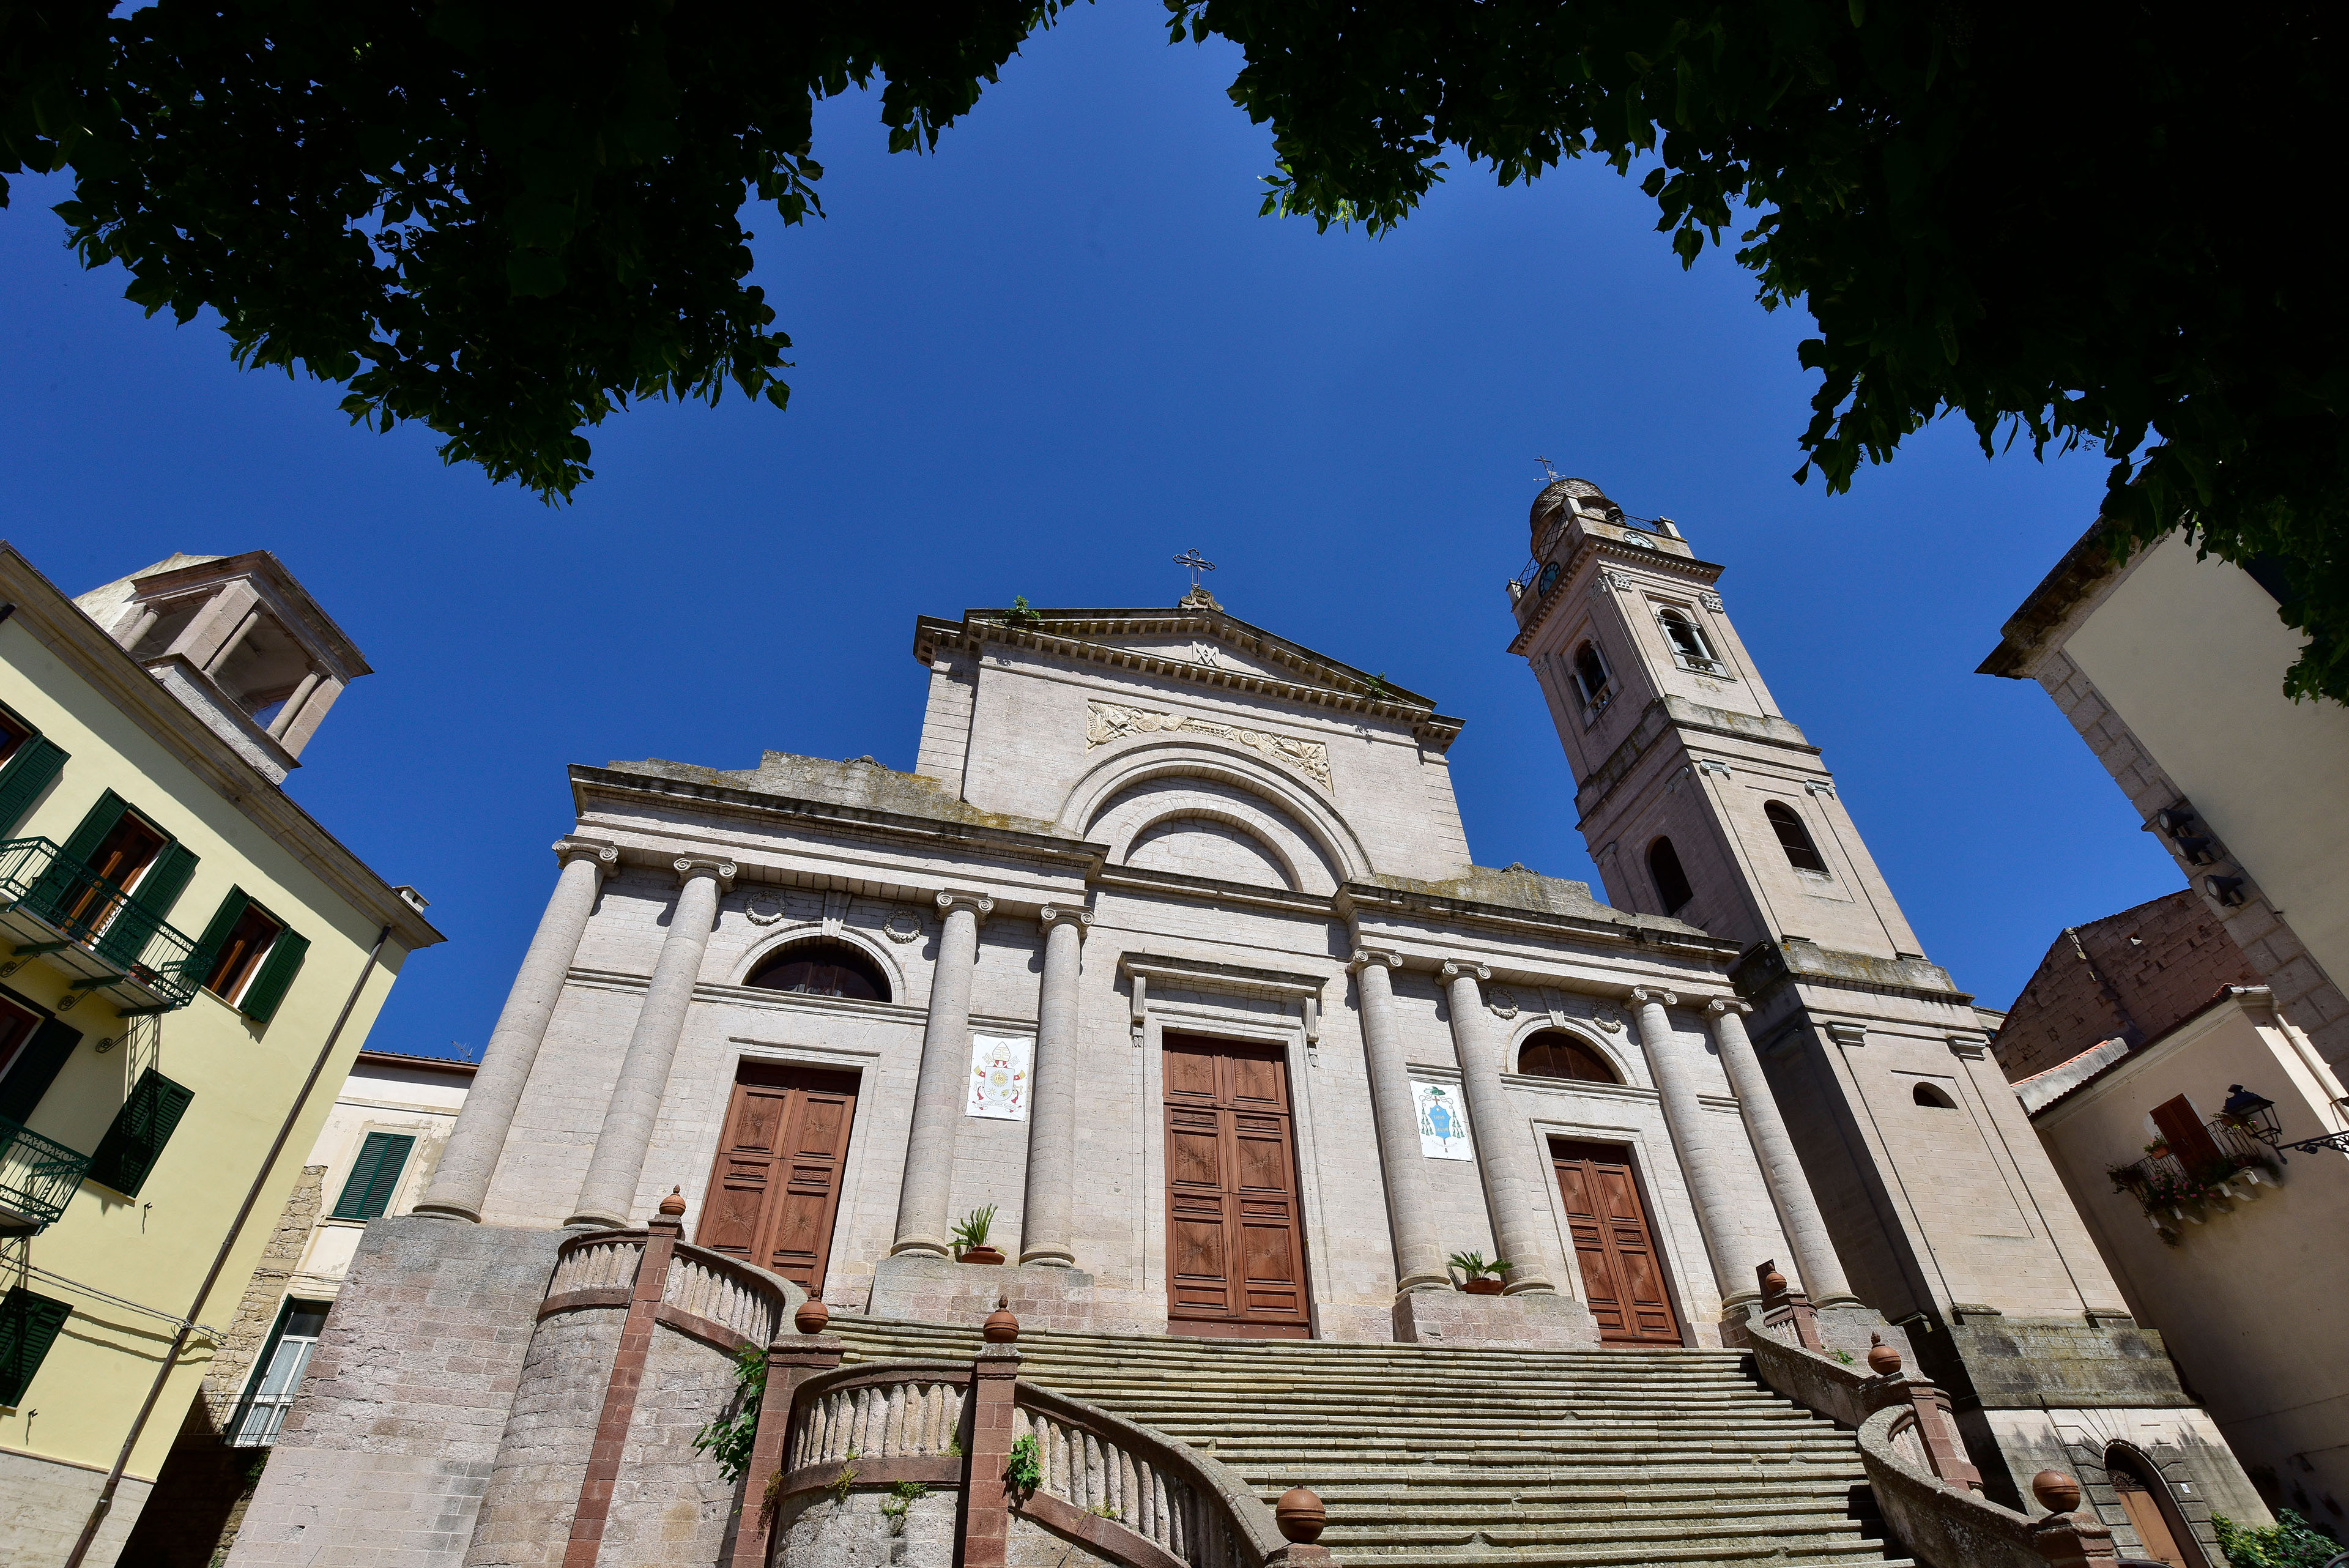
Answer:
[{"xmin": 911, "ymin": 600, "xmax": 1460, "ymax": 747}]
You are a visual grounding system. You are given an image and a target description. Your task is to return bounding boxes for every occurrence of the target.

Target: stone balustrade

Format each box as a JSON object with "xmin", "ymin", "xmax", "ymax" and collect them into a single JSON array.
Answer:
[
  {"xmin": 787, "ymin": 1365, "xmax": 971, "ymax": 1471},
  {"xmin": 1013, "ymin": 1381, "xmax": 1276, "ymax": 1568},
  {"xmin": 541, "ymin": 1227, "xmax": 795, "ymax": 1353}
]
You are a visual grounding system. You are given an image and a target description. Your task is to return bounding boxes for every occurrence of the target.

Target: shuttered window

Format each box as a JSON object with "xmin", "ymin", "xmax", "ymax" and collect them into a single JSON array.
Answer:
[
  {"xmin": 330, "ymin": 1132, "xmax": 415, "ymax": 1221},
  {"xmin": 191, "ymin": 888, "xmax": 308, "ymax": 1022},
  {"xmin": 86, "ymin": 1069, "xmax": 195, "ymax": 1197},
  {"xmin": 0, "ymin": 1287, "xmax": 71, "ymax": 1406},
  {"xmin": 0, "ymin": 998, "xmax": 81, "ymax": 1126},
  {"xmin": 0, "ymin": 702, "xmax": 66, "ymax": 836}
]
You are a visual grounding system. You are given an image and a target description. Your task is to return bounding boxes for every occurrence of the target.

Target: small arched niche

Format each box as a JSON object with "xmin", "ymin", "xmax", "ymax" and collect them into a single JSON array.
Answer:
[
  {"xmin": 1518, "ymin": 1031, "xmax": 1622, "ymax": 1085},
  {"xmin": 1912, "ymin": 1082, "xmax": 1957, "ymax": 1109},
  {"xmin": 746, "ymin": 939, "xmax": 892, "ymax": 1003}
]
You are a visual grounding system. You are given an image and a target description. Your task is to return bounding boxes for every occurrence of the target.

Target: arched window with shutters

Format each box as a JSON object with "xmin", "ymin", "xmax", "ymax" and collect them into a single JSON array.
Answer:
[
  {"xmin": 1764, "ymin": 800, "xmax": 1829, "ymax": 874},
  {"xmin": 1657, "ymin": 608, "xmax": 1723, "ymax": 673},
  {"xmin": 1647, "ymin": 838, "xmax": 1694, "ymax": 915},
  {"xmin": 1572, "ymin": 641, "xmax": 1612, "ymax": 708},
  {"xmin": 747, "ymin": 939, "xmax": 892, "ymax": 1002},
  {"xmin": 1518, "ymin": 1031, "xmax": 1622, "ymax": 1084}
]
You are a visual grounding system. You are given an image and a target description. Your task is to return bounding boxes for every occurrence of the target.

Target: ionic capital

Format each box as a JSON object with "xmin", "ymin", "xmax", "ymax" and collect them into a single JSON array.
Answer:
[
  {"xmin": 1704, "ymin": 997, "xmax": 1752, "ymax": 1018},
  {"xmin": 1438, "ymin": 959, "xmax": 1492, "ymax": 984},
  {"xmin": 935, "ymin": 891, "xmax": 995, "ymax": 923},
  {"xmin": 554, "ymin": 838, "xmax": 620, "ymax": 879},
  {"xmin": 1628, "ymin": 987, "xmax": 1679, "ymax": 1009},
  {"xmin": 1039, "ymin": 905, "xmax": 1091, "ymax": 938},
  {"xmin": 1348, "ymin": 948, "xmax": 1403, "ymax": 973},
  {"xmin": 674, "ymin": 856, "xmax": 738, "ymax": 891}
]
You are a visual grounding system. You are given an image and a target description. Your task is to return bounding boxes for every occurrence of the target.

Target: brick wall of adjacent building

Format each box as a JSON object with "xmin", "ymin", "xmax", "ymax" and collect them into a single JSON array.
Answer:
[{"xmin": 1993, "ymin": 890, "xmax": 2261, "ymax": 1083}]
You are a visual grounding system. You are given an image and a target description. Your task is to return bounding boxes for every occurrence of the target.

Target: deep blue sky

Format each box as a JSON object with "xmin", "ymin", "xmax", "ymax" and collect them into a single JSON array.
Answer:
[{"xmin": 0, "ymin": 7, "xmax": 2182, "ymax": 1053}]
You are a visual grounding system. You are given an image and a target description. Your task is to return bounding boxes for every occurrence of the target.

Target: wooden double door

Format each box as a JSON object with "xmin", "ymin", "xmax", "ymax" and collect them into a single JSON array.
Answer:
[
  {"xmin": 1163, "ymin": 1034, "xmax": 1310, "ymax": 1338},
  {"xmin": 1552, "ymin": 1139, "xmax": 1683, "ymax": 1345},
  {"xmin": 696, "ymin": 1065, "xmax": 859, "ymax": 1293}
]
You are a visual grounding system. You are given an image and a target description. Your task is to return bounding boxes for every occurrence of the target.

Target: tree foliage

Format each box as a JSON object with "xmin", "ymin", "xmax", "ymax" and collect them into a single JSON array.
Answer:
[{"xmin": 5, "ymin": 1, "xmax": 2346, "ymax": 697}]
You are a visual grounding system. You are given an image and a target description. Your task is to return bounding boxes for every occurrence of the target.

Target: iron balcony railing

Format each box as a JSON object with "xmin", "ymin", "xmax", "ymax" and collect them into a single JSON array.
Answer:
[
  {"xmin": 0, "ymin": 837, "xmax": 202, "ymax": 1013},
  {"xmin": 0, "ymin": 1112, "xmax": 92, "ymax": 1233},
  {"xmin": 2107, "ymin": 1117, "xmax": 2280, "ymax": 1239}
]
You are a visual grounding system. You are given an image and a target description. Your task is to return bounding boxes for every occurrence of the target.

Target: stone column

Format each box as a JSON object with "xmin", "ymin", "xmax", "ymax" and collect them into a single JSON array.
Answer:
[
  {"xmin": 1631, "ymin": 987, "xmax": 1761, "ymax": 1304},
  {"xmin": 891, "ymin": 892, "xmax": 992, "ymax": 1257},
  {"xmin": 565, "ymin": 858, "xmax": 734, "ymax": 1229},
  {"xmin": 417, "ymin": 839, "xmax": 615, "ymax": 1223},
  {"xmin": 1020, "ymin": 905, "xmax": 1086, "ymax": 1266},
  {"xmin": 1439, "ymin": 961, "xmax": 1557, "ymax": 1294},
  {"xmin": 1707, "ymin": 998, "xmax": 1857, "ymax": 1306},
  {"xmin": 1350, "ymin": 951, "xmax": 1449, "ymax": 1293}
]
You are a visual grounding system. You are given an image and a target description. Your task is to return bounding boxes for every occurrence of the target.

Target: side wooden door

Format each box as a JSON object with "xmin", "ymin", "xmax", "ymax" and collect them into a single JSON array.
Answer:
[
  {"xmin": 1163, "ymin": 1033, "xmax": 1310, "ymax": 1338},
  {"xmin": 696, "ymin": 1065, "xmax": 860, "ymax": 1294},
  {"xmin": 1551, "ymin": 1139, "xmax": 1682, "ymax": 1345}
]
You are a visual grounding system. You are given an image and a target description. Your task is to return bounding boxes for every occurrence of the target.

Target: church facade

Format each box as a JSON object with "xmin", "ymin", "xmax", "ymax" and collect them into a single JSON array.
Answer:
[{"xmin": 226, "ymin": 480, "xmax": 2261, "ymax": 1568}]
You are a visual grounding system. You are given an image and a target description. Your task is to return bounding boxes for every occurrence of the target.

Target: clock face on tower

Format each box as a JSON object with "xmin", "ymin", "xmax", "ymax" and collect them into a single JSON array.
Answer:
[{"xmin": 1622, "ymin": 531, "xmax": 1657, "ymax": 549}]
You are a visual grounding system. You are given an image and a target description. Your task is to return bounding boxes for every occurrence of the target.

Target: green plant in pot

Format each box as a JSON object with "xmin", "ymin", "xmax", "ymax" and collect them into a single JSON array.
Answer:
[
  {"xmin": 1449, "ymin": 1250, "xmax": 1510, "ymax": 1295},
  {"xmin": 954, "ymin": 1204, "xmax": 1003, "ymax": 1265}
]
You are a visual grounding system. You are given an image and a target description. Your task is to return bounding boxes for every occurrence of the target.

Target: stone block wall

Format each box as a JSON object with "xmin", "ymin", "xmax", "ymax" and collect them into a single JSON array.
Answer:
[
  {"xmin": 460, "ymin": 1304, "xmax": 623, "ymax": 1568},
  {"xmin": 0, "ymin": 1451, "xmax": 149, "ymax": 1568},
  {"xmin": 226, "ymin": 1219, "xmax": 565, "ymax": 1568}
]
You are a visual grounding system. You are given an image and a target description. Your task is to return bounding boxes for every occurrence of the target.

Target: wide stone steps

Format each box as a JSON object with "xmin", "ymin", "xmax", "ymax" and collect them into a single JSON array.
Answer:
[{"xmin": 828, "ymin": 1317, "xmax": 1912, "ymax": 1568}]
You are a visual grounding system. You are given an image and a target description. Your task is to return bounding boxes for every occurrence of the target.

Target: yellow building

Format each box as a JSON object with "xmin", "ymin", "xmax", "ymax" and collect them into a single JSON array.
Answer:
[{"xmin": 0, "ymin": 544, "xmax": 440, "ymax": 1566}]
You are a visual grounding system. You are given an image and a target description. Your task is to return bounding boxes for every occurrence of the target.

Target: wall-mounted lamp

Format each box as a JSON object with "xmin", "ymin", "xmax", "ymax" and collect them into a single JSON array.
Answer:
[
  {"xmin": 2218, "ymin": 1083, "xmax": 2349, "ymax": 1161},
  {"xmin": 2204, "ymin": 874, "xmax": 2247, "ymax": 907},
  {"xmin": 2175, "ymin": 835, "xmax": 2217, "ymax": 865},
  {"xmin": 2155, "ymin": 805, "xmax": 2198, "ymax": 837}
]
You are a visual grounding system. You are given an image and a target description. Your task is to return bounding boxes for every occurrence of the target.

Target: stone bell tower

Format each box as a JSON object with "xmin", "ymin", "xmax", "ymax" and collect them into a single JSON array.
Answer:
[{"xmin": 1506, "ymin": 478, "xmax": 2216, "ymax": 1506}]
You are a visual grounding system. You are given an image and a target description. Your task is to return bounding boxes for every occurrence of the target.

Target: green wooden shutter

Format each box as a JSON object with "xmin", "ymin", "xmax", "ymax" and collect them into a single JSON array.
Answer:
[
  {"xmin": 24, "ymin": 790, "xmax": 127, "ymax": 923},
  {"xmin": 0, "ymin": 1016, "xmax": 81, "ymax": 1126},
  {"xmin": 239, "ymin": 927, "xmax": 308, "ymax": 1024},
  {"xmin": 133, "ymin": 841, "xmax": 199, "ymax": 918},
  {"xmin": 0, "ymin": 1287, "xmax": 72, "ymax": 1406},
  {"xmin": 188, "ymin": 888, "xmax": 251, "ymax": 984},
  {"xmin": 85, "ymin": 1069, "xmax": 194, "ymax": 1197},
  {"xmin": 0, "ymin": 737, "xmax": 67, "ymax": 837},
  {"xmin": 330, "ymin": 1132, "xmax": 415, "ymax": 1220}
]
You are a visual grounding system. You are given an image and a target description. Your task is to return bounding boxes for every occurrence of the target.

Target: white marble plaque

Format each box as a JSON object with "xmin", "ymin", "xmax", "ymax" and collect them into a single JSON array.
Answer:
[
  {"xmin": 967, "ymin": 1033, "xmax": 1033, "ymax": 1121},
  {"xmin": 1414, "ymin": 1079, "xmax": 1474, "ymax": 1160}
]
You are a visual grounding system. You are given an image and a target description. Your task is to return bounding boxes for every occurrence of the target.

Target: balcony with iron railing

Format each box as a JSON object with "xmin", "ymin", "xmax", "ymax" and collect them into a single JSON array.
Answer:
[
  {"xmin": 2106, "ymin": 1117, "xmax": 2282, "ymax": 1243},
  {"xmin": 0, "ymin": 837, "xmax": 203, "ymax": 1014},
  {"xmin": 0, "ymin": 1112, "xmax": 92, "ymax": 1235}
]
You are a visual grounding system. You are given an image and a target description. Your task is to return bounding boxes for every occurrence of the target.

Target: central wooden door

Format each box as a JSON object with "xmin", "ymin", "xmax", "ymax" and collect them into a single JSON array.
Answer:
[
  {"xmin": 696, "ymin": 1064, "xmax": 859, "ymax": 1294},
  {"xmin": 1163, "ymin": 1034, "xmax": 1310, "ymax": 1339},
  {"xmin": 1552, "ymin": 1139, "xmax": 1683, "ymax": 1345}
]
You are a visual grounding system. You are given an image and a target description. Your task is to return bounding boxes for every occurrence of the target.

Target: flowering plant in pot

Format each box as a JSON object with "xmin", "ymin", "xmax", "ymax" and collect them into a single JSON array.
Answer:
[
  {"xmin": 954, "ymin": 1204, "xmax": 1004, "ymax": 1265},
  {"xmin": 1448, "ymin": 1250, "xmax": 1510, "ymax": 1295}
]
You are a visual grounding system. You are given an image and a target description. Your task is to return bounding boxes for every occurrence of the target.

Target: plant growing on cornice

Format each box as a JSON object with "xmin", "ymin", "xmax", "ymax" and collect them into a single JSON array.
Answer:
[
  {"xmin": 1005, "ymin": 596, "xmax": 1043, "ymax": 626},
  {"xmin": 691, "ymin": 1345, "xmax": 765, "ymax": 1484},
  {"xmin": 952, "ymin": 1204, "xmax": 998, "ymax": 1254},
  {"xmin": 1362, "ymin": 672, "xmax": 1390, "ymax": 700}
]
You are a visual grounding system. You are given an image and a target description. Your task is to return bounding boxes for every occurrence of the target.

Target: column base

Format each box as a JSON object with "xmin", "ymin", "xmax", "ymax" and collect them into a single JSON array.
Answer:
[
  {"xmin": 888, "ymin": 1238, "xmax": 950, "ymax": 1259},
  {"xmin": 407, "ymin": 1200, "xmax": 482, "ymax": 1223},
  {"xmin": 1501, "ymin": 1279, "xmax": 1557, "ymax": 1297},
  {"xmin": 1017, "ymin": 1248, "xmax": 1076, "ymax": 1268},
  {"xmin": 1397, "ymin": 1271, "xmax": 1453, "ymax": 1293},
  {"xmin": 1392, "ymin": 1287, "xmax": 1600, "ymax": 1349},
  {"xmin": 562, "ymin": 1208, "xmax": 629, "ymax": 1230}
]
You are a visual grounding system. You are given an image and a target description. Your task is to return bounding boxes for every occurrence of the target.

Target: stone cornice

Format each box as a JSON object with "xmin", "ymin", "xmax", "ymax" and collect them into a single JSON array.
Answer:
[
  {"xmin": 1120, "ymin": 951, "xmax": 1327, "ymax": 1001},
  {"xmin": 1337, "ymin": 880, "xmax": 1740, "ymax": 961},
  {"xmin": 1507, "ymin": 535, "xmax": 1727, "ymax": 657},
  {"xmin": 0, "ymin": 544, "xmax": 443, "ymax": 951},
  {"xmin": 913, "ymin": 608, "xmax": 1466, "ymax": 751},
  {"xmin": 569, "ymin": 765, "xmax": 1108, "ymax": 873},
  {"xmin": 1732, "ymin": 937, "xmax": 1976, "ymax": 1008}
]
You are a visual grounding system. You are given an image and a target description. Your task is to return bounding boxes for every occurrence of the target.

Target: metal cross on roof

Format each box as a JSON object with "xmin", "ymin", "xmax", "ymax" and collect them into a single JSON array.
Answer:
[
  {"xmin": 1173, "ymin": 548, "xmax": 1217, "ymax": 590},
  {"xmin": 1536, "ymin": 456, "xmax": 1565, "ymax": 482}
]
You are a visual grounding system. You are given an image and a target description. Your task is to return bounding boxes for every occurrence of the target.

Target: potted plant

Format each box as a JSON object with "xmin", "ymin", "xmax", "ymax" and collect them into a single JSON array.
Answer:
[
  {"xmin": 954, "ymin": 1205, "xmax": 1004, "ymax": 1265},
  {"xmin": 1448, "ymin": 1251, "xmax": 1510, "ymax": 1295},
  {"xmin": 2144, "ymin": 1138, "xmax": 2171, "ymax": 1160}
]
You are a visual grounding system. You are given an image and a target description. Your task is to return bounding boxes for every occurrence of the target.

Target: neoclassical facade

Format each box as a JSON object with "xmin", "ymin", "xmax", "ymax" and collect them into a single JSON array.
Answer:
[{"xmin": 228, "ymin": 481, "xmax": 2266, "ymax": 1568}]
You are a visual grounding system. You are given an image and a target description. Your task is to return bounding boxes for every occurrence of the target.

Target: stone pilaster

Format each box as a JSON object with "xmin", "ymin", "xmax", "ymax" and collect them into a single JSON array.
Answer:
[
  {"xmin": 892, "ymin": 892, "xmax": 992, "ymax": 1257},
  {"xmin": 1350, "ymin": 950, "xmax": 1449, "ymax": 1293},
  {"xmin": 564, "ymin": 858, "xmax": 733, "ymax": 1230},
  {"xmin": 1707, "ymin": 998, "xmax": 1857, "ymax": 1306},
  {"xmin": 1439, "ymin": 959, "xmax": 1556, "ymax": 1295},
  {"xmin": 1631, "ymin": 987, "xmax": 1758, "ymax": 1304},
  {"xmin": 418, "ymin": 839, "xmax": 615, "ymax": 1223},
  {"xmin": 1020, "ymin": 906, "xmax": 1087, "ymax": 1267}
]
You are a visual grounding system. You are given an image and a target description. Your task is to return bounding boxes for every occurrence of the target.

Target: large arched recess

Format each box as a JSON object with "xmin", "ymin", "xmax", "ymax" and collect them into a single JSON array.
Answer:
[
  {"xmin": 1058, "ymin": 737, "xmax": 1373, "ymax": 886},
  {"xmin": 1093, "ymin": 778, "xmax": 1337, "ymax": 893}
]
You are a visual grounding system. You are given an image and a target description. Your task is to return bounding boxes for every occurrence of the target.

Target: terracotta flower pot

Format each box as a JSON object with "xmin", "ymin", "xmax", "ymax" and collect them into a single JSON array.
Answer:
[
  {"xmin": 1462, "ymin": 1277, "xmax": 1505, "ymax": 1296},
  {"xmin": 960, "ymin": 1245, "xmax": 1005, "ymax": 1266}
]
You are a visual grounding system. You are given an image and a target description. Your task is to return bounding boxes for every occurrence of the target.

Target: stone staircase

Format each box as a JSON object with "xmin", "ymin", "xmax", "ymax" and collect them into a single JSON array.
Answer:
[{"xmin": 830, "ymin": 1317, "xmax": 1915, "ymax": 1568}]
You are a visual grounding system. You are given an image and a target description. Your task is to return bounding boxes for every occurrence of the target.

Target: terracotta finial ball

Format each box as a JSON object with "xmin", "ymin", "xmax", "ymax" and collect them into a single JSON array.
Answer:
[
  {"xmin": 1761, "ymin": 1266, "xmax": 1787, "ymax": 1297},
  {"xmin": 982, "ymin": 1298, "xmax": 1020, "ymax": 1344},
  {"xmin": 795, "ymin": 1298, "xmax": 831, "ymax": 1336},
  {"xmin": 1275, "ymin": 1488, "xmax": 1327, "ymax": 1544},
  {"xmin": 2032, "ymin": 1471, "xmax": 2083, "ymax": 1514},
  {"xmin": 1866, "ymin": 1332, "xmax": 1902, "ymax": 1377}
]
